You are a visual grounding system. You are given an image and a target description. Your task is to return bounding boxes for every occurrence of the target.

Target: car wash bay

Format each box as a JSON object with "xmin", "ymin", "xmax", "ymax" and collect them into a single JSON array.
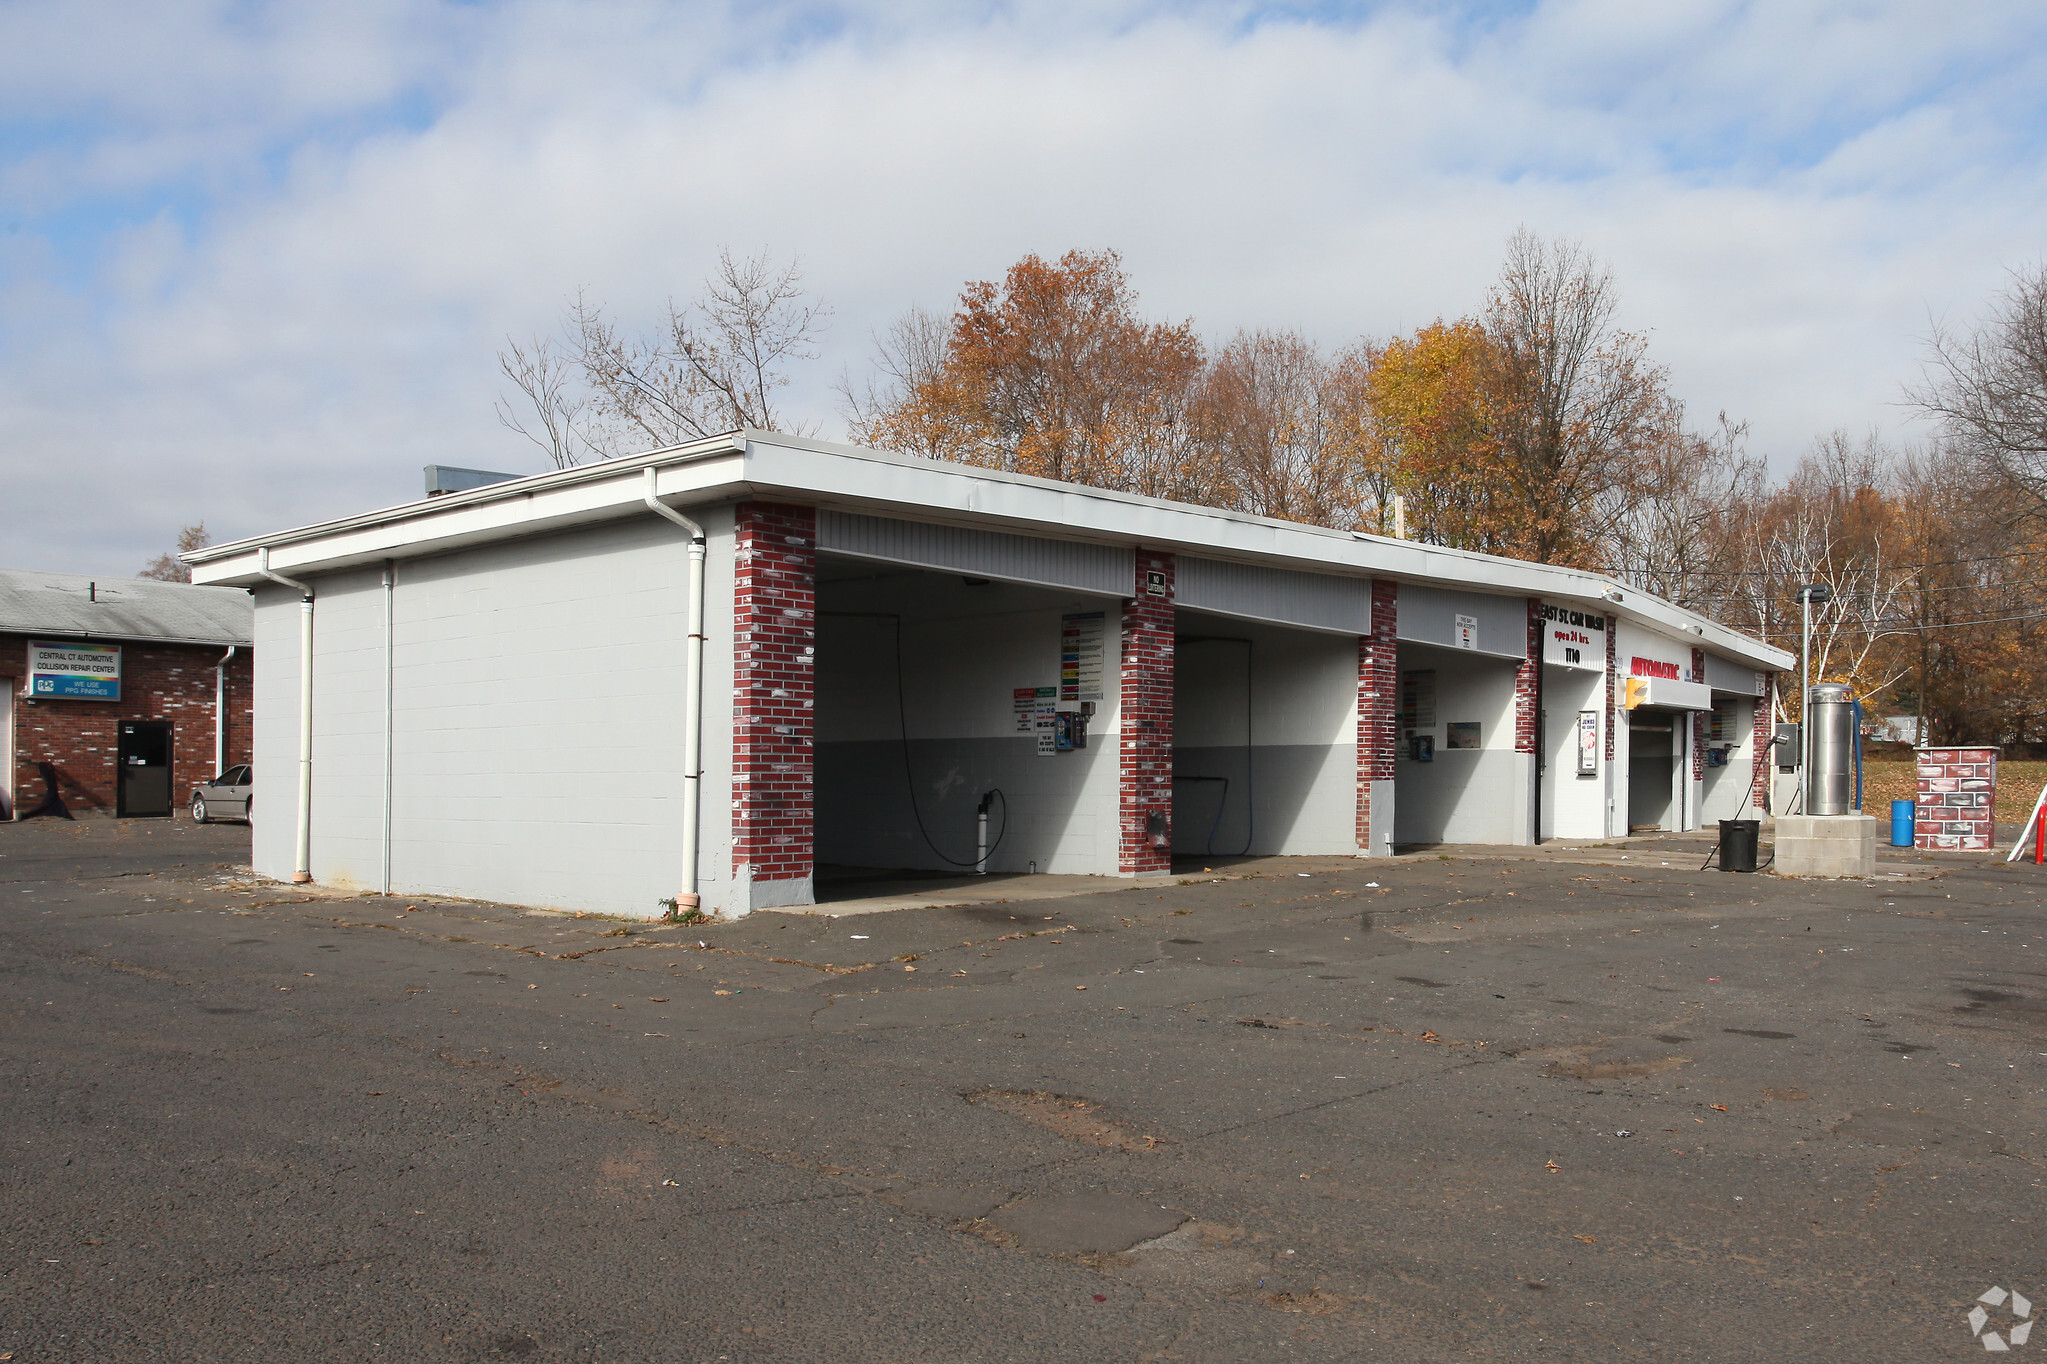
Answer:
[
  {"xmin": 810, "ymin": 551, "xmax": 1126, "ymax": 882},
  {"xmin": 1169, "ymin": 613, "xmax": 1358, "ymax": 861}
]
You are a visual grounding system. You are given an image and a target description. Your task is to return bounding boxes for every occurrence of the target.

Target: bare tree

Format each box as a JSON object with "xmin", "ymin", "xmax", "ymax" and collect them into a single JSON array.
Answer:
[
  {"xmin": 140, "ymin": 522, "xmax": 210, "ymax": 582},
  {"xmin": 840, "ymin": 304, "xmax": 953, "ymax": 454},
  {"xmin": 1912, "ymin": 262, "xmax": 2047, "ymax": 513},
  {"xmin": 1607, "ymin": 411, "xmax": 1763, "ymax": 610},
  {"xmin": 497, "ymin": 249, "xmax": 828, "ymax": 465},
  {"xmin": 1481, "ymin": 229, "xmax": 1669, "ymax": 565},
  {"xmin": 495, "ymin": 335, "xmax": 592, "ymax": 470}
]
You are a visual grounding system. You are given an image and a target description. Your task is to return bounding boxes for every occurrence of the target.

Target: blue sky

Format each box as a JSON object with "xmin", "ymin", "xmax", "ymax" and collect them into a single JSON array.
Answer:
[{"xmin": 4, "ymin": 0, "xmax": 2046, "ymax": 573}]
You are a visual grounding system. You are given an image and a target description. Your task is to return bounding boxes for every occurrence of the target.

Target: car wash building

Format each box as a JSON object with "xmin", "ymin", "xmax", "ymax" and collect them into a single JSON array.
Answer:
[
  {"xmin": 3, "ymin": 568, "xmax": 254, "ymax": 819},
  {"xmin": 185, "ymin": 432, "xmax": 1790, "ymax": 916}
]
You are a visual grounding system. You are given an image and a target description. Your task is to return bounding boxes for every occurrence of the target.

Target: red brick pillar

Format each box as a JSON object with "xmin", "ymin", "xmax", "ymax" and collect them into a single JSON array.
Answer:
[
  {"xmin": 732, "ymin": 503, "xmax": 816, "ymax": 891},
  {"xmin": 1356, "ymin": 581, "xmax": 1398, "ymax": 855},
  {"xmin": 1690, "ymin": 648, "xmax": 1707, "ymax": 787},
  {"xmin": 1750, "ymin": 675, "xmax": 1774, "ymax": 813},
  {"xmin": 1119, "ymin": 549, "xmax": 1175, "ymax": 874},
  {"xmin": 1514, "ymin": 598, "xmax": 1540, "ymax": 754},
  {"xmin": 1603, "ymin": 618, "xmax": 1617, "ymax": 762}
]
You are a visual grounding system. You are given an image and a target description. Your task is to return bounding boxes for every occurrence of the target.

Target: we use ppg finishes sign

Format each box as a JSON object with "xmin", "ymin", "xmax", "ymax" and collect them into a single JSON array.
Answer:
[{"xmin": 27, "ymin": 641, "xmax": 121, "ymax": 700}]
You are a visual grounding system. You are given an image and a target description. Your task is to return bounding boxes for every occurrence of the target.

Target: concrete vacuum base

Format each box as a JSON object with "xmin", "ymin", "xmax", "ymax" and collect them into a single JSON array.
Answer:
[{"xmin": 1774, "ymin": 814, "xmax": 1877, "ymax": 878}]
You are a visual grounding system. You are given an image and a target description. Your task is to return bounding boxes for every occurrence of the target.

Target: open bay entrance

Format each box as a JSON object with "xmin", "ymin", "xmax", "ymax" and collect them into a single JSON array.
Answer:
[
  {"xmin": 1170, "ymin": 612, "xmax": 1357, "ymax": 861},
  {"xmin": 1626, "ymin": 708, "xmax": 1679, "ymax": 832},
  {"xmin": 811, "ymin": 554, "xmax": 1123, "ymax": 889}
]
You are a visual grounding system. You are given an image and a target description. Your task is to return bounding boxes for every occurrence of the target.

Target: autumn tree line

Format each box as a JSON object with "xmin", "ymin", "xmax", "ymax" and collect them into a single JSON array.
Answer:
[{"xmin": 483, "ymin": 236, "xmax": 2047, "ymax": 747}]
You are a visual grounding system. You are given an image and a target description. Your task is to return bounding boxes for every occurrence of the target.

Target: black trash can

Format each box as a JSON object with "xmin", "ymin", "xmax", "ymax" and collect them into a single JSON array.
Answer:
[{"xmin": 1718, "ymin": 818, "xmax": 1760, "ymax": 873}]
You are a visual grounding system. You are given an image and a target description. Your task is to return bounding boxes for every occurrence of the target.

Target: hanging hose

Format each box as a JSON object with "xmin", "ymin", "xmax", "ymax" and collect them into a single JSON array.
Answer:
[
  {"xmin": 1180, "ymin": 637, "xmax": 1255, "ymax": 857},
  {"xmin": 888, "ymin": 614, "xmax": 1008, "ymax": 869}
]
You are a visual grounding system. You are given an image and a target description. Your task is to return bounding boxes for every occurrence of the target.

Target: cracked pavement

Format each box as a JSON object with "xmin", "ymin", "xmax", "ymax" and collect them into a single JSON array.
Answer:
[{"xmin": 2, "ymin": 817, "xmax": 2043, "ymax": 1361}]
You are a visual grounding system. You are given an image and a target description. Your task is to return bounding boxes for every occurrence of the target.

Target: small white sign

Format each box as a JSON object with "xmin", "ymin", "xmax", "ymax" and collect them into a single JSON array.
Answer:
[
  {"xmin": 1454, "ymin": 614, "xmax": 1477, "ymax": 650},
  {"xmin": 1577, "ymin": 710, "xmax": 1599, "ymax": 774}
]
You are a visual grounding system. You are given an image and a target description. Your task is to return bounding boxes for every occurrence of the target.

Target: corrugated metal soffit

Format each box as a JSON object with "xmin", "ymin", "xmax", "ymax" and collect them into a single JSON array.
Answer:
[
  {"xmin": 816, "ymin": 511, "xmax": 1133, "ymax": 596},
  {"xmin": 1175, "ymin": 556, "xmax": 1373, "ymax": 634},
  {"xmin": 1396, "ymin": 583, "xmax": 1529, "ymax": 659}
]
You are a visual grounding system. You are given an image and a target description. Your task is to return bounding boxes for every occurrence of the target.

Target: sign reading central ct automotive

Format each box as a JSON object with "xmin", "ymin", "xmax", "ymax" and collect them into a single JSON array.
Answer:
[
  {"xmin": 1540, "ymin": 603, "xmax": 1607, "ymax": 670},
  {"xmin": 27, "ymin": 640, "xmax": 121, "ymax": 700}
]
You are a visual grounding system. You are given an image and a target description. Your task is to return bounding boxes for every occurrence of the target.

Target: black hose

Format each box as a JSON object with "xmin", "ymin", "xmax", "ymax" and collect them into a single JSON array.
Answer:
[
  {"xmin": 1172, "ymin": 775, "xmax": 1229, "ymax": 855},
  {"xmin": 887, "ymin": 613, "xmax": 1008, "ymax": 869}
]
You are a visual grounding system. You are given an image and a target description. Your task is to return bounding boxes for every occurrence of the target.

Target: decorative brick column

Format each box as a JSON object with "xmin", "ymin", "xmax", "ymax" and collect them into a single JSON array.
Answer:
[
  {"xmin": 731, "ymin": 503, "xmax": 816, "ymax": 890},
  {"xmin": 1914, "ymin": 746, "xmax": 1999, "ymax": 851},
  {"xmin": 1119, "ymin": 549, "xmax": 1175, "ymax": 874},
  {"xmin": 1356, "ymin": 580, "xmax": 1398, "ymax": 855},
  {"xmin": 1603, "ymin": 620, "xmax": 1617, "ymax": 762},
  {"xmin": 1750, "ymin": 674, "xmax": 1774, "ymax": 813},
  {"xmin": 1514, "ymin": 598, "xmax": 1540, "ymax": 754},
  {"xmin": 1690, "ymin": 648, "xmax": 1707, "ymax": 786}
]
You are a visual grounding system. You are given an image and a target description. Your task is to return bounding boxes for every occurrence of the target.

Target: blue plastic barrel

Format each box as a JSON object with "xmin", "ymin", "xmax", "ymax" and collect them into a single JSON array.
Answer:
[{"xmin": 1890, "ymin": 799, "xmax": 1916, "ymax": 847}]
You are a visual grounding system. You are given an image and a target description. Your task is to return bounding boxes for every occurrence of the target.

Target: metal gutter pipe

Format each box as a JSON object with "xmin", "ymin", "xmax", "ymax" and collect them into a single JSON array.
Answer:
[
  {"xmin": 213, "ymin": 646, "xmax": 236, "ymax": 776},
  {"xmin": 382, "ymin": 562, "xmax": 396, "ymax": 897},
  {"xmin": 258, "ymin": 547, "xmax": 315, "ymax": 884},
  {"xmin": 643, "ymin": 468, "xmax": 708, "ymax": 913}
]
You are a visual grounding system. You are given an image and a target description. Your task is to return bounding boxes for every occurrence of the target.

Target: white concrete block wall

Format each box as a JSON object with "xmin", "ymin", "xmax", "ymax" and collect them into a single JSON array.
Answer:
[
  {"xmin": 1393, "ymin": 641, "xmax": 1528, "ymax": 845},
  {"xmin": 252, "ymin": 513, "xmax": 738, "ymax": 917},
  {"xmin": 1173, "ymin": 615, "xmax": 1358, "ymax": 857},
  {"xmin": 1540, "ymin": 664, "xmax": 1607, "ymax": 841}
]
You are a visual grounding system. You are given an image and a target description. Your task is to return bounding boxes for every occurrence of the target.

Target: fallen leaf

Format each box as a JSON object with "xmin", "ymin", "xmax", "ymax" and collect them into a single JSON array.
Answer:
[
  {"xmin": 1710, "ymin": 1104, "xmax": 1728, "ymax": 1112},
  {"xmin": 1544, "ymin": 1159, "xmax": 1562, "ymax": 1173},
  {"xmin": 1573, "ymin": 1235, "xmax": 1597, "ymax": 1243}
]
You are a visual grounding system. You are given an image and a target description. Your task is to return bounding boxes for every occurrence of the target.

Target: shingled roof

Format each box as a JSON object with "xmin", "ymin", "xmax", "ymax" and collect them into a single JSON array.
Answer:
[{"xmin": 0, "ymin": 568, "xmax": 252, "ymax": 647}]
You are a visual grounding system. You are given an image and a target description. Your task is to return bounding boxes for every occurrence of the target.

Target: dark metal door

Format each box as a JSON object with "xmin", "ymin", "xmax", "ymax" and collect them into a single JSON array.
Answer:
[{"xmin": 117, "ymin": 721, "xmax": 173, "ymax": 818}]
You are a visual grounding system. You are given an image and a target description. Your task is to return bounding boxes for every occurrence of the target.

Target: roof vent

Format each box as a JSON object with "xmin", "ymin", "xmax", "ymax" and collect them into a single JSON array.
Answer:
[{"xmin": 424, "ymin": 465, "xmax": 520, "ymax": 497}]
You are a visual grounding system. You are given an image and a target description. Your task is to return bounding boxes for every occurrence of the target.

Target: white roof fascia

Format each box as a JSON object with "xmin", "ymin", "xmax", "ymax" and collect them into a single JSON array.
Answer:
[
  {"xmin": 735, "ymin": 434, "xmax": 1791, "ymax": 673},
  {"xmin": 185, "ymin": 427, "xmax": 1790, "ymax": 672},
  {"xmin": 188, "ymin": 437, "xmax": 747, "ymax": 586}
]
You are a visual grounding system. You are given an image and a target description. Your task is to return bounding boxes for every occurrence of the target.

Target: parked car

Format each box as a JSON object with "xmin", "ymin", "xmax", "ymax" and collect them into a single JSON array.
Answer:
[{"xmin": 190, "ymin": 765, "xmax": 252, "ymax": 823}]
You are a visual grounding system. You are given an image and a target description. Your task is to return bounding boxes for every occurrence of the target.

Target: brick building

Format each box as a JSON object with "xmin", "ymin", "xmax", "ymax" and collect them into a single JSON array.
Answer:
[
  {"xmin": 2, "ymin": 569, "xmax": 253, "ymax": 819},
  {"xmin": 186, "ymin": 431, "xmax": 1788, "ymax": 915}
]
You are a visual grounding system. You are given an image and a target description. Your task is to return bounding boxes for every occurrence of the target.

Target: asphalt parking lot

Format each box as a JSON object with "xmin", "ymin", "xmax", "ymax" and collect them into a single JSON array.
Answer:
[{"xmin": 2, "ymin": 816, "xmax": 2042, "ymax": 1362}]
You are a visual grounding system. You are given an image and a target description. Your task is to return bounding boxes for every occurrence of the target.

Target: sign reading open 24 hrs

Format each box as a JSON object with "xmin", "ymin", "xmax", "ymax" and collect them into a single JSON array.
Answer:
[
  {"xmin": 1540, "ymin": 603, "xmax": 1607, "ymax": 670},
  {"xmin": 27, "ymin": 641, "xmax": 122, "ymax": 700}
]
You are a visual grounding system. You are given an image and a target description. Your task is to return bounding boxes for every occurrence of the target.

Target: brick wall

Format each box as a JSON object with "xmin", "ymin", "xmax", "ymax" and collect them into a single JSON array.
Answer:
[
  {"xmin": 731, "ymin": 503, "xmax": 816, "ymax": 883},
  {"xmin": 1119, "ymin": 549, "xmax": 1175, "ymax": 874},
  {"xmin": 1690, "ymin": 648, "xmax": 1707, "ymax": 784},
  {"xmin": 1914, "ymin": 746, "xmax": 1999, "ymax": 851},
  {"xmin": 3, "ymin": 631, "xmax": 252, "ymax": 817},
  {"xmin": 1514, "ymin": 598, "xmax": 1539, "ymax": 754},
  {"xmin": 1603, "ymin": 616, "xmax": 1617, "ymax": 762},
  {"xmin": 1750, "ymin": 674, "xmax": 1774, "ymax": 813},
  {"xmin": 1356, "ymin": 580, "xmax": 1397, "ymax": 851}
]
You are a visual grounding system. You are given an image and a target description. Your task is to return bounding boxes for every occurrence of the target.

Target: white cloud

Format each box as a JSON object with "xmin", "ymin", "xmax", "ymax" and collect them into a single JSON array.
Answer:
[{"xmin": 4, "ymin": 0, "xmax": 2046, "ymax": 573}]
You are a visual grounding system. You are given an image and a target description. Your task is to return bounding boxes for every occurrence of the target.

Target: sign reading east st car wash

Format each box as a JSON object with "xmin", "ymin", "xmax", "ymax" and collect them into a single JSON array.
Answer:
[
  {"xmin": 1540, "ymin": 604, "xmax": 1607, "ymax": 670},
  {"xmin": 27, "ymin": 641, "xmax": 122, "ymax": 700}
]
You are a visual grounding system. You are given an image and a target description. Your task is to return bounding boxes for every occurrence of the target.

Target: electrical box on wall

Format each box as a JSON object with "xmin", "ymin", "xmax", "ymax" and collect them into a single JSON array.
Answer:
[{"xmin": 1773, "ymin": 723, "xmax": 1800, "ymax": 771}]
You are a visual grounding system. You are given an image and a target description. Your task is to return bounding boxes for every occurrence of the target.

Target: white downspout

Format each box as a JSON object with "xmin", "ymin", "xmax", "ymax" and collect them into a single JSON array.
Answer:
[
  {"xmin": 258, "ymin": 547, "xmax": 315, "ymax": 884},
  {"xmin": 643, "ymin": 467, "xmax": 708, "ymax": 913},
  {"xmin": 214, "ymin": 646, "xmax": 237, "ymax": 776},
  {"xmin": 381, "ymin": 561, "xmax": 396, "ymax": 897}
]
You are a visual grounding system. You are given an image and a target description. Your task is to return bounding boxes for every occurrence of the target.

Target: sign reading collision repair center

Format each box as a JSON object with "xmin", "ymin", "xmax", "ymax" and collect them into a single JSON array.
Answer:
[{"xmin": 27, "ymin": 641, "xmax": 122, "ymax": 700}]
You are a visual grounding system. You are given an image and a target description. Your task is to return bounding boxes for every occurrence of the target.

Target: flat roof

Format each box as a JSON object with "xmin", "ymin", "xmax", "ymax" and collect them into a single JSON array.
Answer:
[
  {"xmin": 185, "ymin": 429, "xmax": 1792, "ymax": 672},
  {"xmin": 0, "ymin": 567, "xmax": 253, "ymax": 648}
]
